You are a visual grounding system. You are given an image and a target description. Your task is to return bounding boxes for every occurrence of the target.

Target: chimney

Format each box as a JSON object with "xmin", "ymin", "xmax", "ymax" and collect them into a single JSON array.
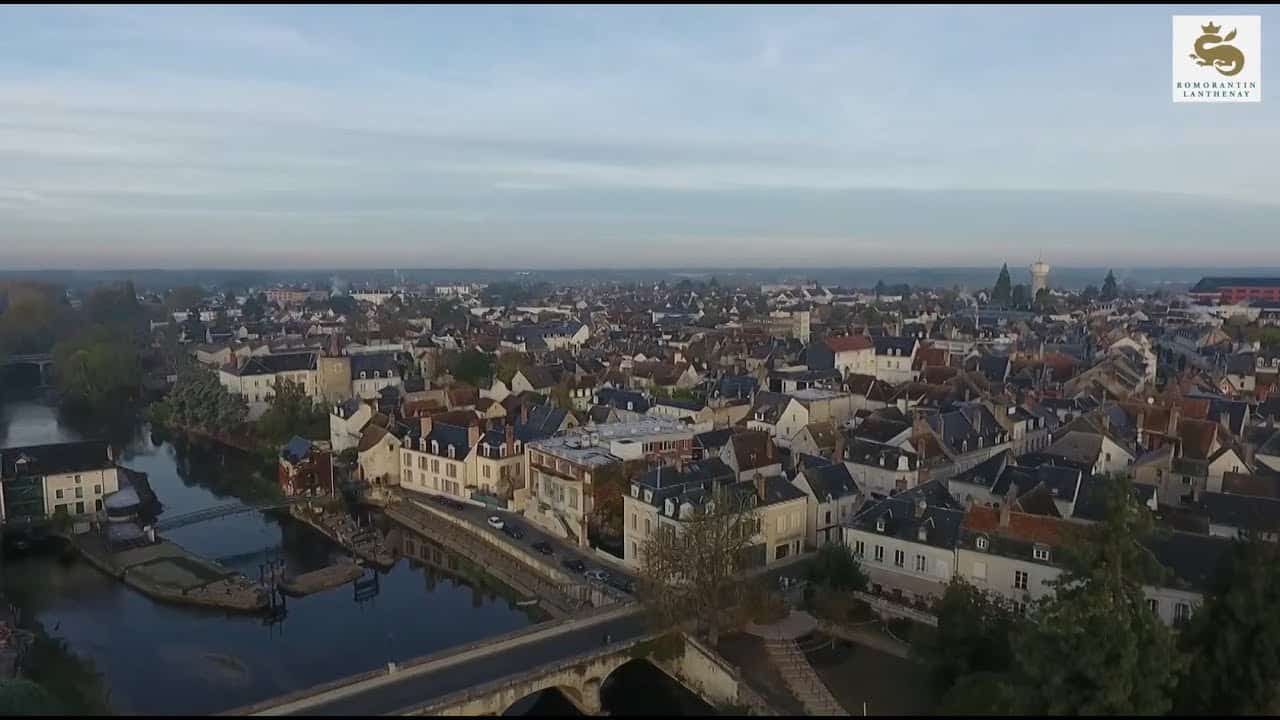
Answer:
[
  {"xmin": 766, "ymin": 438, "xmax": 776, "ymax": 463},
  {"xmin": 999, "ymin": 488, "xmax": 1016, "ymax": 527},
  {"xmin": 521, "ymin": 403, "xmax": 529, "ymax": 426},
  {"xmin": 420, "ymin": 415, "xmax": 433, "ymax": 437},
  {"xmin": 754, "ymin": 471, "xmax": 766, "ymax": 502},
  {"xmin": 468, "ymin": 422, "xmax": 480, "ymax": 449},
  {"xmin": 833, "ymin": 430, "xmax": 847, "ymax": 464},
  {"xmin": 505, "ymin": 422, "xmax": 515, "ymax": 454}
]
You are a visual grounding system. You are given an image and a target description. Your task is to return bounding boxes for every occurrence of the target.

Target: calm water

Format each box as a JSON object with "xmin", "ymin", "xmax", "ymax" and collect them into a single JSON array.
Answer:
[{"xmin": 1, "ymin": 401, "xmax": 540, "ymax": 715}]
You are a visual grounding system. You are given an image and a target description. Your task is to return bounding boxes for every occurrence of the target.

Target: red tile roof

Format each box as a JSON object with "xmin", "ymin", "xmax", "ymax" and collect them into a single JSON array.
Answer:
[
  {"xmin": 962, "ymin": 505, "xmax": 1077, "ymax": 547},
  {"xmin": 823, "ymin": 334, "xmax": 874, "ymax": 353}
]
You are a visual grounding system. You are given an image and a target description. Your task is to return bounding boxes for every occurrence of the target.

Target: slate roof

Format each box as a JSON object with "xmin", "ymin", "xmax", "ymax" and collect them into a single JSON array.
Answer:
[
  {"xmin": 694, "ymin": 429, "xmax": 734, "ymax": 453},
  {"xmin": 350, "ymin": 352, "xmax": 399, "ymax": 376},
  {"xmin": 847, "ymin": 480, "xmax": 965, "ymax": 551},
  {"xmin": 1197, "ymin": 491, "xmax": 1280, "ymax": 533},
  {"xmin": 406, "ymin": 422, "xmax": 473, "ymax": 460},
  {"xmin": 873, "ymin": 336, "xmax": 918, "ymax": 357},
  {"xmin": 1144, "ymin": 531, "xmax": 1234, "ymax": 594},
  {"xmin": 748, "ymin": 391, "xmax": 791, "ymax": 425},
  {"xmin": 1, "ymin": 441, "xmax": 114, "ymax": 478},
  {"xmin": 518, "ymin": 404, "xmax": 570, "ymax": 441},
  {"xmin": 280, "ymin": 436, "xmax": 314, "ymax": 463},
  {"xmin": 595, "ymin": 387, "xmax": 651, "ymax": 413},
  {"xmin": 798, "ymin": 460, "xmax": 860, "ymax": 502},
  {"xmin": 229, "ymin": 351, "xmax": 317, "ymax": 376},
  {"xmin": 728, "ymin": 431, "xmax": 777, "ymax": 472}
]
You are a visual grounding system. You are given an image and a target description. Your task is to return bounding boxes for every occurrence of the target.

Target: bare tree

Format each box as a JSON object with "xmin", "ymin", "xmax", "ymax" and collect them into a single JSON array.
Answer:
[{"xmin": 637, "ymin": 482, "xmax": 758, "ymax": 645}]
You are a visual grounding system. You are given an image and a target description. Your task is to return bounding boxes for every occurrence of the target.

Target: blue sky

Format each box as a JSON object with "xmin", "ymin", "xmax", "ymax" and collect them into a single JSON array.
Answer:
[{"xmin": 0, "ymin": 4, "xmax": 1276, "ymax": 269}]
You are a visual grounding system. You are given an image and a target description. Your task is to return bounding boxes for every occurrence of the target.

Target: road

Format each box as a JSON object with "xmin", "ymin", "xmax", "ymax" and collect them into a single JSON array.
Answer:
[
  {"xmin": 396, "ymin": 490, "xmax": 639, "ymax": 590},
  {"xmin": 274, "ymin": 610, "xmax": 650, "ymax": 716}
]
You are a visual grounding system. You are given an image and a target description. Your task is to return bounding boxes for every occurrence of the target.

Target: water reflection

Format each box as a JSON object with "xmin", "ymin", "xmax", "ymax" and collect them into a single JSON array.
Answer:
[{"xmin": 2, "ymin": 401, "xmax": 540, "ymax": 715}]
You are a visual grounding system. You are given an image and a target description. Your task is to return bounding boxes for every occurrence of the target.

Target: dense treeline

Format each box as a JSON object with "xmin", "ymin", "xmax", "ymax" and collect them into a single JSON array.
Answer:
[{"xmin": 916, "ymin": 476, "xmax": 1280, "ymax": 715}]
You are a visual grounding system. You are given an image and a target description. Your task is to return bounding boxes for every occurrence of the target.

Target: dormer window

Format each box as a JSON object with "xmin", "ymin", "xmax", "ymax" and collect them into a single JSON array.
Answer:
[
  {"xmin": 448, "ymin": 446, "xmax": 456, "ymax": 459},
  {"xmin": 631, "ymin": 485, "xmax": 640, "ymax": 498},
  {"xmin": 644, "ymin": 489, "xmax": 654, "ymax": 504},
  {"xmin": 431, "ymin": 440, "xmax": 439, "ymax": 454},
  {"xmin": 360, "ymin": 371, "xmax": 367, "ymax": 379},
  {"xmin": 1033, "ymin": 546, "xmax": 1050, "ymax": 562},
  {"xmin": 876, "ymin": 517, "xmax": 886, "ymax": 533},
  {"xmin": 976, "ymin": 536, "xmax": 989, "ymax": 551},
  {"xmin": 917, "ymin": 525, "xmax": 928, "ymax": 542}
]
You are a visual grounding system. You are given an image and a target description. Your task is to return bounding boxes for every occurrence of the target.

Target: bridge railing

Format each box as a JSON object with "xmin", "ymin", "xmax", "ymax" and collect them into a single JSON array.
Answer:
[
  {"xmin": 153, "ymin": 496, "xmax": 312, "ymax": 532},
  {"xmin": 224, "ymin": 601, "xmax": 641, "ymax": 716},
  {"xmin": 396, "ymin": 632, "xmax": 658, "ymax": 716}
]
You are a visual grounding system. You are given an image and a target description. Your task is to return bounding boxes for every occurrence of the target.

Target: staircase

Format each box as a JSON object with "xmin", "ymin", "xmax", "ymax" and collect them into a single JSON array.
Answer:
[{"xmin": 764, "ymin": 637, "xmax": 846, "ymax": 716}]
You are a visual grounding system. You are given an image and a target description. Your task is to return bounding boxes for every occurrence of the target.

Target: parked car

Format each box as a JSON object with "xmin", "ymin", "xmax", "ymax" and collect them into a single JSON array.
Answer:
[
  {"xmin": 486, "ymin": 515, "xmax": 504, "ymax": 530},
  {"xmin": 561, "ymin": 558, "xmax": 587, "ymax": 574},
  {"xmin": 532, "ymin": 541, "xmax": 555, "ymax": 556},
  {"xmin": 606, "ymin": 576, "xmax": 635, "ymax": 594},
  {"xmin": 584, "ymin": 569, "xmax": 609, "ymax": 583},
  {"xmin": 502, "ymin": 523, "xmax": 525, "ymax": 540}
]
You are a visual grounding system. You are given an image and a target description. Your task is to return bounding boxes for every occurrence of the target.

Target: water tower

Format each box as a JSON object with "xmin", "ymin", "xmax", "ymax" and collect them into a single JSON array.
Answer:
[{"xmin": 1030, "ymin": 256, "xmax": 1051, "ymax": 297}]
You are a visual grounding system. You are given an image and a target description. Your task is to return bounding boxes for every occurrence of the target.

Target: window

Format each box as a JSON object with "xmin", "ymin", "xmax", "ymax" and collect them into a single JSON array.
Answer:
[
  {"xmin": 1147, "ymin": 598, "xmax": 1159, "ymax": 614},
  {"xmin": 777, "ymin": 516, "xmax": 785, "ymax": 533},
  {"xmin": 1105, "ymin": 452, "xmax": 1112, "ymax": 463},
  {"xmin": 75, "ymin": 475, "xmax": 81, "ymax": 483},
  {"xmin": 432, "ymin": 459, "xmax": 440, "ymax": 473},
  {"xmin": 446, "ymin": 464, "xmax": 457, "ymax": 479},
  {"xmin": 971, "ymin": 561, "xmax": 987, "ymax": 580},
  {"xmin": 630, "ymin": 513, "xmax": 637, "ymax": 531},
  {"xmin": 874, "ymin": 545, "xmax": 884, "ymax": 562},
  {"xmin": 1175, "ymin": 603, "xmax": 1191, "ymax": 622},
  {"xmin": 74, "ymin": 487, "xmax": 84, "ymax": 499},
  {"xmin": 55, "ymin": 489, "xmax": 64, "ymax": 500},
  {"xmin": 483, "ymin": 465, "xmax": 491, "ymax": 479},
  {"xmin": 75, "ymin": 501, "xmax": 85, "ymax": 514},
  {"xmin": 404, "ymin": 469, "xmax": 413, "ymax": 484},
  {"xmin": 824, "ymin": 510, "xmax": 832, "ymax": 525},
  {"xmin": 976, "ymin": 537, "xmax": 988, "ymax": 551},
  {"xmin": 1182, "ymin": 476, "xmax": 1192, "ymax": 486},
  {"xmin": 418, "ymin": 457, "xmax": 427, "ymax": 470},
  {"xmin": 914, "ymin": 554, "xmax": 926, "ymax": 572},
  {"xmin": 645, "ymin": 518, "xmax": 651, "ymax": 536},
  {"xmin": 403, "ymin": 452, "xmax": 411, "ymax": 466},
  {"xmin": 1033, "ymin": 547, "xmax": 1050, "ymax": 562},
  {"xmin": 853, "ymin": 540, "xmax": 865, "ymax": 557},
  {"xmin": 95, "ymin": 499, "xmax": 103, "ymax": 511},
  {"xmin": 775, "ymin": 543, "xmax": 790, "ymax": 561},
  {"xmin": 875, "ymin": 517, "xmax": 886, "ymax": 532},
  {"xmin": 1014, "ymin": 571, "xmax": 1028, "ymax": 590},
  {"xmin": 894, "ymin": 549, "xmax": 905, "ymax": 567}
]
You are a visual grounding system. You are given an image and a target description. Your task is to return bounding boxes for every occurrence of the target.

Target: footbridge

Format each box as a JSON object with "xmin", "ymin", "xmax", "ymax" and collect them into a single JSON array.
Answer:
[{"xmin": 153, "ymin": 496, "xmax": 313, "ymax": 532}]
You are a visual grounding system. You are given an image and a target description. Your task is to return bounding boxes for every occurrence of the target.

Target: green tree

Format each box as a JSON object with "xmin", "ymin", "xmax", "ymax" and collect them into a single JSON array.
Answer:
[
  {"xmin": 807, "ymin": 542, "xmax": 869, "ymax": 592},
  {"xmin": 1010, "ymin": 284, "xmax": 1030, "ymax": 309},
  {"xmin": 452, "ymin": 348, "xmax": 494, "ymax": 387},
  {"xmin": 52, "ymin": 330, "xmax": 142, "ymax": 414},
  {"xmin": 256, "ymin": 377, "xmax": 327, "ymax": 445},
  {"xmin": 992, "ymin": 263, "xmax": 1013, "ymax": 305},
  {"xmin": 1101, "ymin": 270, "xmax": 1119, "ymax": 301},
  {"xmin": 163, "ymin": 285, "xmax": 205, "ymax": 314},
  {"xmin": 150, "ymin": 363, "xmax": 247, "ymax": 434},
  {"xmin": 1176, "ymin": 540, "xmax": 1280, "ymax": 715},
  {"xmin": 1033, "ymin": 287, "xmax": 1051, "ymax": 310},
  {"xmin": 1006, "ymin": 476, "xmax": 1182, "ymax": 715},
  {"xmin": 494, "ymin": 352, "xmax": 529, "ymax": 385},
  {"xmin": 83, "ymin": 281, "xmax": 142, "ymax": 333},
  {"xmin": 915, "ymin": 579, "xmax": 1023, "ymax": 697},
  {"xmin": 1081, "ymin": 284, "xmax": 1100, "ymax": 303}
]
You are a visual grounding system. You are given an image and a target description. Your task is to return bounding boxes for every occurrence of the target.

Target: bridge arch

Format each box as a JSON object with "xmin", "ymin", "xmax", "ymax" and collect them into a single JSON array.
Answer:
[
  {"xmin": 501, "ymin": 685, "xmax": 587, "ymax": 716},
  {"xmin": 599, "ymin": 657, "xmax": 714, "ymax": 716}
]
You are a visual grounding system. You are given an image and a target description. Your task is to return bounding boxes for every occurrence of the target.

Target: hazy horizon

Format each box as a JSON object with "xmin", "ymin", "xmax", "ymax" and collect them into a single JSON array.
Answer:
[{"xmin": 2, "ymin": 5, "xmax": 1277, "ymax": 268}]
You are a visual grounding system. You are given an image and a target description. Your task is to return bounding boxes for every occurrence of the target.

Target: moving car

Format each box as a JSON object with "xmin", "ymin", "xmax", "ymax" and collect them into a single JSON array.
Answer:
[
  {"xmin": 486, "ymin": 515, "xmax": 504, "ymax": 530},
  {"xmin": 502, "ymin": 523, "xmax": 525, "ymax": 540},
  {"xmin": 532, "ymin": 541, "xmax": 555, "ymax": 556},
  {"xmin": 584, "ymin": 569, "xmax": 609, "ymax": 583}
]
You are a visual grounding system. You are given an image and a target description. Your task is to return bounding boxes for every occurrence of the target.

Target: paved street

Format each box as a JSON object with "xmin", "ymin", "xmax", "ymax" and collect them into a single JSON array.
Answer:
[
  {"xmin": 393, "ymin": 489, "xmax": 639, "ymax": 590},
  {"xmin": 278, "ymin": 610, "xmax": 650, "ymax": 716}
]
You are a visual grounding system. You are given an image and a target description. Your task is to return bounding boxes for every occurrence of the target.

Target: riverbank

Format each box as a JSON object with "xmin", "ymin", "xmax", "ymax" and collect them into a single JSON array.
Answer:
[
  {"xmin": 280, "ymin": 562, "xmax": 365, "ymax": 597},
  {"xmin": 288, "ymin": 505, "xmax": 398, "ymax": 569},
  {"xmin": 72, "ymin": 533, "xmax": 268, "ymax": 613}
]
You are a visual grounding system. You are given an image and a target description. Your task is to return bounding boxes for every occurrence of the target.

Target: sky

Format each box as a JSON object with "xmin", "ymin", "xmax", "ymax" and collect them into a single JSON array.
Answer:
[{"xmin": 0, "ymin": 4, "xmax": 1277, "ymax": 270}]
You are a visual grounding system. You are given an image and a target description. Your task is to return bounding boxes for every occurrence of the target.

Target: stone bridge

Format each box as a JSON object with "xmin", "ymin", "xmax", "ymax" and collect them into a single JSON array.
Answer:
[
  {"xmin": 403, "ymin": 632, "xmax": 751, "ymax": 716},
  {"xmin": 1, "ymin": 352, "xmax": 54, "ymax": 387}
]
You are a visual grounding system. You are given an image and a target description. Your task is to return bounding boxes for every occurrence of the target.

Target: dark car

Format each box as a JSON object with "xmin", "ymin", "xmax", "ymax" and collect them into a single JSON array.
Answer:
[
  {"xmin": 561, "ymin": 558, "xmax": 587, "ymax": 574},
  {"xmin": 502, "ymin": 523, "xmax": 526, "ymax": 540},
  {"xmin": 532, "ymin": 541, "xmax": 555, "ymax": 556},
  {"xmin": 606, "ymin": 576, "xmax": 635, "ymax": 594}
]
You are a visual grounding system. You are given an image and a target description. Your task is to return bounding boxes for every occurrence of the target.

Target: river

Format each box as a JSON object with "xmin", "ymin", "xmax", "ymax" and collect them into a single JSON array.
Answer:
[{"xmin": 0, "ymin": 400, "xmax": 710, "ymax": 715}]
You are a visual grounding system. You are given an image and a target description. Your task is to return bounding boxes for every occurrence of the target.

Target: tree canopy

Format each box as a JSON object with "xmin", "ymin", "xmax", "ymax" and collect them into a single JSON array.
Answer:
[{"xmin": 52, "ymin": 328, "xmax": 142, "ymax": 415}]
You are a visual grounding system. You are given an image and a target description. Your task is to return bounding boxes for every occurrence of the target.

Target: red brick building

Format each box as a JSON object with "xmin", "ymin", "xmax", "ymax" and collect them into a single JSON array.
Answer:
[{"xmin": 1190, "ymin": 277, "xmax": 1280, "ymax": 304}]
